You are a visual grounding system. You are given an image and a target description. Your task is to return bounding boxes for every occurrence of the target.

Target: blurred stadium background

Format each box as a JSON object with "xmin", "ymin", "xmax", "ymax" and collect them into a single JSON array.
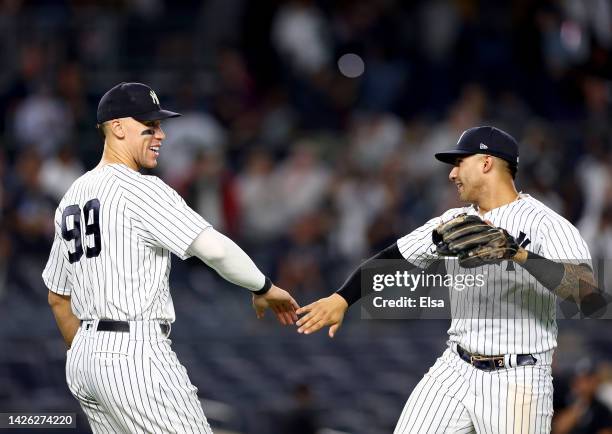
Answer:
[{"xmin": 1, "ymin": 1, "xmax": 612, "ymax": 433}]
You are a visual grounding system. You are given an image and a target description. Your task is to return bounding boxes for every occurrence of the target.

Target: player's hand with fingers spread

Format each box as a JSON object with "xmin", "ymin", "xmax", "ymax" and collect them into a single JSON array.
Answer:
[
  {"xmin": 253, "ymin": 285, "xmax": 300, "ymax": 325},
  {"xmin": 296, "ymin": 293, "xmax": 348, "ymax": 338}
]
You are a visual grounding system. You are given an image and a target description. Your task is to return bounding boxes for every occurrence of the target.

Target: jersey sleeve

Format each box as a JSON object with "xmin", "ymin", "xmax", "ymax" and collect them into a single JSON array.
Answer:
[
  {"xmin": 538, "ymin": 215, "xmax": 592, "ymax": 269},
  {"xmin": 42, "ymin": 207, "xmax": 73, "ymax": 295},
  {"xmin": 396, "ymin": 208, "xmax": 463, "ymax": 269},
  {"xmin": 126, "ymin": 176, "xmax": 211, "ymax": 260}
]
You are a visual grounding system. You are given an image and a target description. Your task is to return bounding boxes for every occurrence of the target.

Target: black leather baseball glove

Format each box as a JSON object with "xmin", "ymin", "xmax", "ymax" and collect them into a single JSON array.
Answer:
[{"xmin": 432, "ymin": 214, "xmax": 519, "ymax": 268}]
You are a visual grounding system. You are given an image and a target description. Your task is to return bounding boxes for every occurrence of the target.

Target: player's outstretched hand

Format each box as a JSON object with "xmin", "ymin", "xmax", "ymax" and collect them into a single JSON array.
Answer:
[
  {"xmin": 253, "ymin": 285, "xmax": 300, "ymax": 325},
  {"xmin": 296, "ymin": 294, "xmax": 348, "ymax": 338}
]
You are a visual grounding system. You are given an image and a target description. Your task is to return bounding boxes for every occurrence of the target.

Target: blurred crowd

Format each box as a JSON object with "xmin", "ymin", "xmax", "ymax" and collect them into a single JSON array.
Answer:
[
  {"xmin": 1, "ymin": 0, "xmax": 612, "ymax": 431},
  {"xmin": 553, "ymin": 356, "xmax": 612, "ymax": 434}
]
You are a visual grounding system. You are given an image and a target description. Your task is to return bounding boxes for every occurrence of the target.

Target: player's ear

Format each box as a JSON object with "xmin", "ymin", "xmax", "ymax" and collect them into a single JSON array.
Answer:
[
  {"xmin": 482, "ymin": 155, "xmax": 494, "ymax": 174},
  {"xmin": 108, "ymin": 119, "xmax": 126, "ymax": 139}
]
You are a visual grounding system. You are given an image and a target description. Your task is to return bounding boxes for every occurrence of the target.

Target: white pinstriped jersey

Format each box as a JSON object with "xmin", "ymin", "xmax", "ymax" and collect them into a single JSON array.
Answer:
[
  {"xmin": 42, "ymin": 163, "xmax": 210, "ymax": 322},
  {"xmin": 397, "ymin": 194, "xmax": 592, "ymax": 356}
]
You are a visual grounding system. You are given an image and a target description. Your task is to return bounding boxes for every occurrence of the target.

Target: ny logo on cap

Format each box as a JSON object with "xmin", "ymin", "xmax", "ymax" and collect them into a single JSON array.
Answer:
[
  {"xmin": 479, "ymin": 143, "xmax": 488, "ymax": 150},
  {"xmin": 150, "ymin": 90, "xmax": 160, "ymax": 106}
]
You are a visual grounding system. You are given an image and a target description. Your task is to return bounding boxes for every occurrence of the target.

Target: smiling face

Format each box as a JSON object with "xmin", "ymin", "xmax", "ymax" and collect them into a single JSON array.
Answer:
[
  {"xmin": 448, "ymin": 154, "xmax": 488, "ymax": 203},
  {"xmin": 123, "ymin": 118, "xmax": 165, "ymax": 170}
]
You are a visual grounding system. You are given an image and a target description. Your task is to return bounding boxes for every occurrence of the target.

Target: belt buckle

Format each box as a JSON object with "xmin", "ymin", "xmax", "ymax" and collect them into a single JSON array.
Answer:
[
  {"xmin": 470, "ymin": 354, "xmax": 486, "ymax": 364},
  {"xmin": 470, "ymin": 354, "xmax": 504, "ymax": 369}
]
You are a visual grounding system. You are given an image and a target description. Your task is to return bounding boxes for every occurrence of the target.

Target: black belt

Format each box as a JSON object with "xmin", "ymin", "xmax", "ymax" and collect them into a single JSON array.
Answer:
[
  {"xmin": 456, "ymin": 345, "xmax": 537, "ymax": 371},
  {"xmin": 82, "ymin": 320, "xmax": 170, "ymax": 336}
]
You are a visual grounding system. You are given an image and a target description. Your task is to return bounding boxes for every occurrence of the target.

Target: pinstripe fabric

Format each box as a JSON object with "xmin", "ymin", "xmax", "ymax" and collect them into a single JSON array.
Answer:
[
  {"xmin": 395, "ymin": 194, "xmax": 590, "ymax": 433},
  {"xmin": 42, "ymin": 163, "xmax": 210, "ymax": 321},
  {"xmin": 397, "ymin": 194, "xmax": 591, "ymax": 355},
  {"xmin": 67, "ymin": 321, "xmax": 212, "ymax": 434},
  {"xmin": 394, "ymin": 348, "xmax": 553, "ymax": 434},
  {"xmin": 43, "ymin": 163, "xmax": 213, "ymax": 433}
]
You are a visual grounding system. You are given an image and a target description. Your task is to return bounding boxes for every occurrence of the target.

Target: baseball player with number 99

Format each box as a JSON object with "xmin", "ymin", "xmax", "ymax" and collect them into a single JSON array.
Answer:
[
  {"xmin": 43, "ymin": 82, "xmax": 299, "ymax": 433},
  {"xmin": 296, "ymin": 126, "xmax": 603, "ymax": 433}
]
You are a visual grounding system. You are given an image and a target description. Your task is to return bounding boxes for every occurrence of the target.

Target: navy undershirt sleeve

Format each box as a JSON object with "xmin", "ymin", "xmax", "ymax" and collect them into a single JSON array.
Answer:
[{"xmin": 336, "ymin": 243, "xmax": 416, "ymax": 306}]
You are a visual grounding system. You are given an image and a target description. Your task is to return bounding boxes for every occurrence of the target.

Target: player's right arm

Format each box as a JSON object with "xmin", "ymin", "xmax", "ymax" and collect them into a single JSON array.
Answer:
[
  {"xmin": 295, "ymin": 243, "xmax": 417, "ymax": 337},
  {"xmin": 296, "ymin": 211, "xmax": 457, "ymax": 337},
  {"xmin": 43, "ymin": 207, "xmax": 80, "ymax": 348},
  {"xmin": 48, "ymin": 291, "xmax": 80, "ymax": 348}
]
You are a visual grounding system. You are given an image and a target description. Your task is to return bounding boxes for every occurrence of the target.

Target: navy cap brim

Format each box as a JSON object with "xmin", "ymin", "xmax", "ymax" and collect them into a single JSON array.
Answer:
[
  {"xmin": 435, "ymin": 150, "xmax": 475, "ymax": 165},
  {"xmin": 133, "ymin": 109, "xmax": 182, "ymax": 121}
]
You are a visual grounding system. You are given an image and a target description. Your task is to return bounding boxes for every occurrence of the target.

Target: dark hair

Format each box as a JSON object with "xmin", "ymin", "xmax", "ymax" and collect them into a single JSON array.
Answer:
[
  {"xmin": 96, "ymin": 123, "xmax": 107, "ymax": 138},
  {"xmin": 505, "ymin": 160, "xmax": 517, "ymax": 179}
]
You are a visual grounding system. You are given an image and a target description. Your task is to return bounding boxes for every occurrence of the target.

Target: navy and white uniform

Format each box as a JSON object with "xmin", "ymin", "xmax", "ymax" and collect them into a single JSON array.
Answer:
[
  {"xmin": 394, "ymin": 194, "xmax": 591, "ymax": 434},
  {"xmin": 43, "ymin": 163, "xmax": 213, "ymax": 433}
]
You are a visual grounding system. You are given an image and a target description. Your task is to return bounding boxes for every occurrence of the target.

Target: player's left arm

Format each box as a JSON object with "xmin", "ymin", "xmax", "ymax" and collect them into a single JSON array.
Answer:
[
  {"xmin": 512, "ymin": 249, "xmax": 604, "ymax": 311},
  {"xmin": 433, "ymin": 213, "xmax": 606, "ymax": 314},
  {"xmin": 512, "ymin": 217, "xmax": 607, "ymax": 314},
  {"xmin": 43, "ymin": 207, "xmax": 79, "ymax": 348}
]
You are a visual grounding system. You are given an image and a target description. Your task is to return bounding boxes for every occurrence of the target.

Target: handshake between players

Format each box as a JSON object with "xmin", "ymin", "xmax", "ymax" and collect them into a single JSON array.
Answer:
[
  {"xmin": 45, "ymin": 84, "xmax": 600, "ymax": 434},
  {"xmin": 293, "ymin": 211, "xmax": 604, "ymax": 337}
]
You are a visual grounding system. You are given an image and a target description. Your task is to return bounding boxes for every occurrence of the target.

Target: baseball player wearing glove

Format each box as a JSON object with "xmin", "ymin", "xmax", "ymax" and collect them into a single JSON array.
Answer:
[
  {"xmin": 296, "ymin": 126, "xmax": 604, "ymax": 433},
  {"xmin": 432, "ymin": 213, "xmax": 519, "ymax": 268}
]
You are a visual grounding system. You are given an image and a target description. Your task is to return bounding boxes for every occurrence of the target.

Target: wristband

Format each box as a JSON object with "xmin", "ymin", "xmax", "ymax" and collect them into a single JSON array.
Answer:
[{"xmin": 252, "ymin": 277, "xmax": 272, "ymax": 295}]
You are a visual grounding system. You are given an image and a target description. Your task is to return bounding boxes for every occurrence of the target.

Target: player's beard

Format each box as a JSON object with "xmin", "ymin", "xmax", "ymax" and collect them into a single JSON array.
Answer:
[
  {"xmin": 456, "ymin": 182, "xmax": 477, "ymax": 204},
  {"xmin": 456, "ymin": 182, "xmax": 469, "ymax": 202}
]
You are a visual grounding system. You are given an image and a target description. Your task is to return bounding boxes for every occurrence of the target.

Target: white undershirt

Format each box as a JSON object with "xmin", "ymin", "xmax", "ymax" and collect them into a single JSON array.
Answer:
[{"xmin": 188, "ymin": 228, "xmax": 266, "ymax": 292}]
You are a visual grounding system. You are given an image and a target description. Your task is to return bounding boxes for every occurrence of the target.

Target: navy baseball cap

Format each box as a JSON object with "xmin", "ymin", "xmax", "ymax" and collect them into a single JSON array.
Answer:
[
  {"xmin": 435, "ymin": 126, "xmax": 519, "ymax": 168},
  {"xmin": 97, "ymin": 82, "xmax": 181, "ymax": 124}
]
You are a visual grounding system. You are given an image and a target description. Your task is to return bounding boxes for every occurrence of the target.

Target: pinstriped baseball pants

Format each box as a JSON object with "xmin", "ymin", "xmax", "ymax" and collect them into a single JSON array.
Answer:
[
  {"xmin": 66, "ymin": 320, "xmax": 213, "ymax": 434},
  {"xmin": 394, "ymin": 347, "xmax": 553, "ymax": 434}
]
